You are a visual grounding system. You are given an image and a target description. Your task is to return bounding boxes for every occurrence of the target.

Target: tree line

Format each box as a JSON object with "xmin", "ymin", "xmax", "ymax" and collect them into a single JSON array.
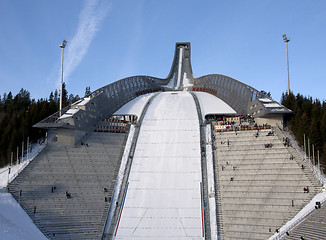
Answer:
[
  {"xmin": 0, "ymin": 84, "xmax": 83, "ymax": 167},
  {"xmin": 1, "ymin": 87, "xmax": 325, "ymax": 172},
  {"xmin": 281, "ymin": 92, "xmax": 326, "ymax": 171}
]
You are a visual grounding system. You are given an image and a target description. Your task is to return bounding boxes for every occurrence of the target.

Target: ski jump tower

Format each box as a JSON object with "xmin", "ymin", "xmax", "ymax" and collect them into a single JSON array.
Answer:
[
  {"xmin": 8, "ymin": 43, "xmax": 314, "ymax": 240},
  {"xmin": 35, "ymin": 42, "xmax": 291, "ymax": 145}
]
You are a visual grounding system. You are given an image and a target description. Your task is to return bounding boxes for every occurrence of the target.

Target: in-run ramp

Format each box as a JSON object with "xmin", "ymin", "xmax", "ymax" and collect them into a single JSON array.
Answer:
[{"xmin": 114, "ymin": 91, "xmax": 204, "ymax": 239}]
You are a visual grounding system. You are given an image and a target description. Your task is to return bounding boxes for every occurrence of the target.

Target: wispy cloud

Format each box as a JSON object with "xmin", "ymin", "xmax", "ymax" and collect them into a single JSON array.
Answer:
[{"xmin": 64, "ymin": 0, "xmax": 111, "ymax": 81}]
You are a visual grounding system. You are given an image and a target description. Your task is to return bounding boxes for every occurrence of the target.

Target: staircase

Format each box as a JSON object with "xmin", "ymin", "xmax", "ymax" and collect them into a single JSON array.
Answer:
[
  {"xmin": 8, "ymin": 126, "xmax": 129, "ymax": 240},
  {"xmin": 213, "ymin": 128, "xmax": 321, "ymax": 240}
]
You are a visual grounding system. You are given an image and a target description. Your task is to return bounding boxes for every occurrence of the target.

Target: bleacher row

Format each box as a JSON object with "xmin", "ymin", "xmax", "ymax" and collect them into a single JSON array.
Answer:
[
  {"xmin": 8, "ymin": 122, "xmax": 129, "ymax": 240},
  {"xmin": 279, "ymin": 127, "xmax": 326, "ymax": 240},
  {"xmin": 95, "ymin": 126, "xmax": 128, "ymax": 133},
  {"xmin": 282, "ymin": 202, "xmax": 326, "ymax": 240},
  {"xmin": 212, "ymin": 128, "xmax": 321, "ymax": 240},
  {"xmin": 214, "ymin": 124, "xmax": 272, "ymax": 132},
  {"xmin": 94, "ymin": 118, "xmax": 129, "ymax": 133}
]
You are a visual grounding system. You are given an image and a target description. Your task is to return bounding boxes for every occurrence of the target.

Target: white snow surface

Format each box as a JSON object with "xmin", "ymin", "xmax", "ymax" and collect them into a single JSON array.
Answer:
[
  {"xmin": 163, "ymin": 74, "xmax": 175, "ymax": 88},
  {"xmin": 105, "ymin": 125, "xmax": 136, "ymax": 234},
  {"xmin": 0, "ymin": 193, "xmax": 48, "ymax": 240},
  {"xmin": 259, "ymin": 98, "xmax": 273, "ymax": 103},
  {"xmin": 205, "ymin": 125, "xmax": 218, "ymax": 239},
  {"xmin": 113, "ymin": 93, "xmax": 155, "ymax": 119},
  {"xmin": 115, "ymin": 92, "xmax": 203, "ymax": 239},
  {"xmin": 263, "ymin": 103, "xmax": 282, "ymax": 108},
  {"xmin": 76, "ymin": 97, "xmax": 90, "ymax": 106},
  {"xmin": 58, "ymin": 108, "xmax": 80, "ymax": 119},
  {"xmin": 183, "ymin": 72, "xmax": 193, "ymax": 87},
  {"xmin": 194, "ymin": 92, "xmax": 237, "ymax": 119},
  {"xmin": 0, "ymin": 142, "xmax": 47, "ymax": 240}
]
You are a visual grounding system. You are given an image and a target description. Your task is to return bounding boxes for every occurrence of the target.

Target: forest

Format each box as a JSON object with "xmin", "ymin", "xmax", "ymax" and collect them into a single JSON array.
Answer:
[
  {"xmin": 0, "ymin": 84, "xmax": 81, "ymax": 167},
  {"xmin": 281, "ymin": 92, "xmax": 326, "ymax": 172}
]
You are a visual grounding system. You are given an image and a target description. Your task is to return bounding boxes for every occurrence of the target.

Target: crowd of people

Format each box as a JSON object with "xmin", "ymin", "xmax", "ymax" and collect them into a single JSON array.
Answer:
[{"xmin": 215, "ymin": 120, "xmax": 272, "ymax": 133}]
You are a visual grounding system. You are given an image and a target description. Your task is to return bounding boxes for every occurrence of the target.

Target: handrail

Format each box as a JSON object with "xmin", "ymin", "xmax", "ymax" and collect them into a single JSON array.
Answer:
[
  {"xmin": 276, "ymin": 124, "xmax": 326, "ymax": 186},
  {"xmin": 268, "ymin": 124, "xmax": 326, "ymax": 240},
  {"xmin": 269, "ymin": 193, "xmax": 326, "ymax": 240}
]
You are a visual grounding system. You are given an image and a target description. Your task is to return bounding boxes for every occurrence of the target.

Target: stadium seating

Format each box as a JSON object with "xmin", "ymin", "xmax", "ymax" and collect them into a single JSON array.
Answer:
[
  {"xmin": 8, "ymin": 122, "xmax": 129, "ymax": 240},
  {"xmin": 282, "ymin": 200, "xmax": 326, "ymax": 239},
  {"xmin": 213, "ymin": 128, "xmax": 321, "ymax": 239}
]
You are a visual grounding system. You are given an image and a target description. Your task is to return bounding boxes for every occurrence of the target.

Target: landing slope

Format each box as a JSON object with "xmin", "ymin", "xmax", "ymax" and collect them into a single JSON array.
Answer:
[
  {"xmin": 0, "ymin": 193, "xmax": 47, "ymax": 240},
  {"xmin": 115, "ymin": 91, "xmax": 203, "ymax": 239}
]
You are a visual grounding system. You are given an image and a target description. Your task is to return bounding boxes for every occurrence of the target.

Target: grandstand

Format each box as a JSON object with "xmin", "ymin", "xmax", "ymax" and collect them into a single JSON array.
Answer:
[{"xmin": 4, "ymin": 42, "xmax": 325, "ymax": 239}]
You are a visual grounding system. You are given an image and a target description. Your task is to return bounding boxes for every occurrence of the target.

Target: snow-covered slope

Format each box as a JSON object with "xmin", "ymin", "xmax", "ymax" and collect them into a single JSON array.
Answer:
[
  {"xmin": 0, "ymin": 142, "xmax": 47, "ymax": 239},
  {"xmin": 114, "ymin": 92, "xmax": 203, "ymax": 239},
  {"xmin": 0, "ymin": 193, "xmax": 47, "ymax": 240},
  {"xmin": 113, "ymin": 93, "xmax": 155, "ymax": 118},
  {"xmin": 194, "ymin": 91, "xmax": 236, "ymax": 119}
]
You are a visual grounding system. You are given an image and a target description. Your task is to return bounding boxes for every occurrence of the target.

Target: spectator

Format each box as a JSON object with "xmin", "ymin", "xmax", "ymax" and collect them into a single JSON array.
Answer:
[{"xmin": 66, "ymin": 191, "xmax": 71, "ymax": 198}]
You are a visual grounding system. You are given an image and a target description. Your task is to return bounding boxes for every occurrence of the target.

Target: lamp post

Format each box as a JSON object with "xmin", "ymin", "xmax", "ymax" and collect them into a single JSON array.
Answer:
[
  {"xmin": 282, "ymin": 34, "xmax": 290, "ymax": 95},
  {"xmin": 59, "ymin": 40, "xmax": 67, "ymax": 117}
]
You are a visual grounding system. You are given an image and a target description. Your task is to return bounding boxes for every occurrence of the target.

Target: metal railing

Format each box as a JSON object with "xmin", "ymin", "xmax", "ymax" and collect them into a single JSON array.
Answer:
[
  {"xmin": 269, "ymin": 195, "xmax": 326, "ymax": 240},
  {"xmin": 268, "ymin": 125, "xmax": 326, "ymax": 240},
  {"xmin": 276, "ymin": 124, "xmax": 326, "ymax": 186}
]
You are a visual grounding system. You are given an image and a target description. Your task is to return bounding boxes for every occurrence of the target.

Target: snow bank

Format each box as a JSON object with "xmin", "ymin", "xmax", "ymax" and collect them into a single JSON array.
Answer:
[
  {"xmin": 0, "ymin": 193, "xmax": 47, "ymax": 240},
  {"xmin": 0, "ymin": 142, "xmax": 46, "ymax": 189}
]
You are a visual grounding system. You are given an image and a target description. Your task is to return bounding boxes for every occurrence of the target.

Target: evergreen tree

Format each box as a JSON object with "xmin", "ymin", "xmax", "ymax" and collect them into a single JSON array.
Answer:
[
  {"xmin": 49, "ymin": 92, "xmax": 54, "ymax": 101},
  {"xmin": 282, "ymin": 92, "xmax": 326, "ymax": 172},
  {"xmin": 54, "ymin": 89, "xmax": 59, "ymax": 103},
  {"xmin": 62, "ymin": 83, "xmax": 68, "ymax": 107},
  {"xmin": 0, "ymin": 86, "xmax": 76, "ymax": 167}
]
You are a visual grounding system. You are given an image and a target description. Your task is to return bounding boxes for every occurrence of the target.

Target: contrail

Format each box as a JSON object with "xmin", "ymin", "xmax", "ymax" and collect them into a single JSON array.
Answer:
[{"xmin": 63, "ymin": 0, "xmax": 111, "ymax": 82}]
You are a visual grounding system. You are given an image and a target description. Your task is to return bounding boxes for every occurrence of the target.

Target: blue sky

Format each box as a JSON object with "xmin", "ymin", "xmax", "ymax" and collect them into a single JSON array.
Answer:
[{"xmin": 0, "ymin": 0, "xmax": 325, "ymax": 103}]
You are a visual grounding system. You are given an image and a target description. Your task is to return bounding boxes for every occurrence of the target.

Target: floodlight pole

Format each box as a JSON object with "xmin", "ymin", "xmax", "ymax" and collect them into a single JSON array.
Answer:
[
  {"xmin": 283, "ymin": 34, "xmax": 290, "ymax": 95},
  {"xmin": 59, "ymin": 40, "xmax": 67, "ymax": 117}
]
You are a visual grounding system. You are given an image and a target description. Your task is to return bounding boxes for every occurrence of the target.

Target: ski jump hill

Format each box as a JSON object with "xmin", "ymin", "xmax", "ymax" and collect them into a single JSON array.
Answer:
[{"xmin": 5, "ymin": 43, "xmax": 326, "ymax": 239}]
